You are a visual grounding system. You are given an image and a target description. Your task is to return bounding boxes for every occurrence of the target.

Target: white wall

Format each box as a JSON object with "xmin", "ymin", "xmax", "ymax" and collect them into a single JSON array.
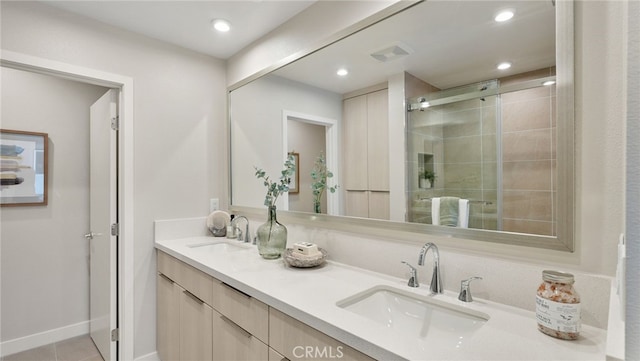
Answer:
[
  {"xmin": 287, "ymin": 120, "xmax": 326, "ymax": 213},
  {"xmin": 626, "ymin": 0, "xmax": 640, "ymax": 358},
  {"xmin": 0, "ymin": 67, "xmax": 108, "ymax": 342},
  {"xmin": 0, "ymin": 2, "xmax": 227, "ymax": 358},
  {"xmin": 231, "ymin": 75, "xmax": 341, "ymax": 210}
]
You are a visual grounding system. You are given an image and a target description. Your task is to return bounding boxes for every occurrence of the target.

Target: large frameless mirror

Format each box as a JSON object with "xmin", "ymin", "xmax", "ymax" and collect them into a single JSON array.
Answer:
[{"xmin": 229, "ymin": 0, "xmax": 574, "ymax": 251}]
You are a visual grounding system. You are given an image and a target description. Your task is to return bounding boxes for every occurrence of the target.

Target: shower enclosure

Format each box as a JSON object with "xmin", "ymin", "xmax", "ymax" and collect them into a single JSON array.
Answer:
[{"xmin": 407, "ymin": 73, "xmax": 557, "ymax": 236}]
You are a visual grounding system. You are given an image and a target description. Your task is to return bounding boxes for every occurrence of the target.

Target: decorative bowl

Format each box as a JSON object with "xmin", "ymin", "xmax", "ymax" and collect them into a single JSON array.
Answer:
[{"xmin": 283, "ymin": 248, "xmax": 328, "ymax": 268}]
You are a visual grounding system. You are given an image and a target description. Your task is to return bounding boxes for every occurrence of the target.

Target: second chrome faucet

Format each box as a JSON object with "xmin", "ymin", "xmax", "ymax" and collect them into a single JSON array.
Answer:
[
  {"xmin": 402, "ymin": 242, "xmax": 443, "ymax": 294},
  {"xmin": 418, "ymin": 242, "xmax": 443, "ymax": 294}
]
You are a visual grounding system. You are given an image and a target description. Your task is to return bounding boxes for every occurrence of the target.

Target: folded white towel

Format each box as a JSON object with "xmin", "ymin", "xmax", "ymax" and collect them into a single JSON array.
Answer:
[
  {"xmin": 431, "ymin": 197, "xmax": 470, "ymax": 228},
  {"xmin": 458, "ymin": 199, "xmax": 469, "ymax": 228},
  {"xmin": 431, "ymin": 198, "xmax": 441, "ymax": 226}
]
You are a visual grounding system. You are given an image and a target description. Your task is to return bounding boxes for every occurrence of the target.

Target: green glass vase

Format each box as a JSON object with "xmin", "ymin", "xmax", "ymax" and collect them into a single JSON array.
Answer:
[{"xmin": 256, "ymin": 205, "xmax": 287, "ymax": 259}]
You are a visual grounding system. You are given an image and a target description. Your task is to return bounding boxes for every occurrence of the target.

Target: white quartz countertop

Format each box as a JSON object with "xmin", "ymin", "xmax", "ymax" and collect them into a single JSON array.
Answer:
[{"xmin": 155, "ymin": 236, "xmax": 607, "ymax": 361}]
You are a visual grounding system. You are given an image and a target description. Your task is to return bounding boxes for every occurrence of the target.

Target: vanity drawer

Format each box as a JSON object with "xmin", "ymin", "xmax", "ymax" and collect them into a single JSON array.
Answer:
[
  {"xmin": 269, "ymin": 308, "xmax": 375, "ymax": 361},
  {"xmin": 157, "ymin": 250, "xmax": 181, "ymax": 281},
  {"xmin": 158, "ymin": 250, "xmax": 213, "ymax": 306},
  {"xmin": 212, "ymin": 281, "xmax": 269, "ymax": 342},
  {"xmin": 212, "ymin": 308, "xmax": 269, "ymax": 360}
]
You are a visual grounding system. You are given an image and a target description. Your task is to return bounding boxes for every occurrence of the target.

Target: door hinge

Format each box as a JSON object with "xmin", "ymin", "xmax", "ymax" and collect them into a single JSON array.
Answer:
[
  {"xmin": 111, "ymin": 328, "xmax": 119, "ymax": 342},
  {"xmin": 111, "ymin": 223, "xmax": 119, "ymax": 237},
  {"xmin": 111, "ymin": 115, "xmax": 119, "ymax": 131}
]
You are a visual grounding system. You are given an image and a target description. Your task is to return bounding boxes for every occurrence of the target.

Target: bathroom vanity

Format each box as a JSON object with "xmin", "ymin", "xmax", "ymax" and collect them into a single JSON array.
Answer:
[{"xmin": 155, "ymin": 219, "xmax": 607, "ymax": 361}]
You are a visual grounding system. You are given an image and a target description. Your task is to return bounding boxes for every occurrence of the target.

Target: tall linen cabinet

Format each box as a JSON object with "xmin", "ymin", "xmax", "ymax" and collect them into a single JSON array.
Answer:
[{"xmin": 342, "ymin": 88, "xmax": 390, "ymax": 220}]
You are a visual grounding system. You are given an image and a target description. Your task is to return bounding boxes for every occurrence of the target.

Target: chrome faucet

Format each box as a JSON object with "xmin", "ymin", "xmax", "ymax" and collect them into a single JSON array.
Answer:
[
  {"xmin": 231, "ymin": 216, "xmax": 250, "ymax": 243},
  {"xmin": 417, "ymin": 242, "xmax": 443, "ymax": 294},
  {"xmin": 401, "ymin": 261, "xmax": 419, "ymax": 288},
  {"xmin": 458, "ymin": 276, "xmax": 483, "ymax": 302}
]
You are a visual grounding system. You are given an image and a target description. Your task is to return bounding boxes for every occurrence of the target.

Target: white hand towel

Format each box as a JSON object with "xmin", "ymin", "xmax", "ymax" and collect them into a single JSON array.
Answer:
[
  {"xmin": 458, "ymin": 199, "xmax": 469, "ymax": 228},
  {"xmin": 431, "ymin": 197, "xmax": 440, "ymax": 225}
]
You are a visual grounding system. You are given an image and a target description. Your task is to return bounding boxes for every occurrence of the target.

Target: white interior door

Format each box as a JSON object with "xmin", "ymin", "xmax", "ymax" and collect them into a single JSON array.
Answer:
[{"xmin": 89, "ymin": 89, "xmax": 118, "ymax": 360}]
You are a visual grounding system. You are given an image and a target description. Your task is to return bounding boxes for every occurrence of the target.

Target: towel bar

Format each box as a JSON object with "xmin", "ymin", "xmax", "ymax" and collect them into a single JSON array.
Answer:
[{"xmin": 417, "ymin": 197, "xmax": 493, "ymax": 206}]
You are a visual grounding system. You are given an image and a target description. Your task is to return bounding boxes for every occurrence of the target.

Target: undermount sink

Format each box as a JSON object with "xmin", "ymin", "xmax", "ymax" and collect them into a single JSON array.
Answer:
[
  {"xmin": 187, "ymin": 240, "xmax": 250, "ymax": 252},
  {"xmin": 336, "ymin": 285, "xmax": 489, "ymax": 347}
]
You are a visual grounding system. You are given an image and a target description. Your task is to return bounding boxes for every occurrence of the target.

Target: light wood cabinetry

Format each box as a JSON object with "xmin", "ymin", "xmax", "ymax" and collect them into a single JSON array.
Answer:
[
  {"xmin": 158, "ymin": 250, "xmax": 377, "ymax": 361},
  {"xmin": 343, "ymin": 88, "xmax": 390, "ymax": 220},
  {"xmin": 157, "ymin": 273, "xmax": 179, "ymax": 361},
  {"xmin": 212, "ymin": 308, "xmax": 269, "ymax": 360},
  {"xmin": 269, "ymin": 347, "xmax": 288, "ymax": 361},
  {"xmin": 180, "ymin": 287, "xmax": 213, "ymax": 361},
  {"xmin": 211, "ymin": 280, "xmax": 269, "ymax": 360},
  {"xmin": 157, "ymin": 250, "xmax": 269, "ymax": 361},
  {"xmin": 157, "ymin": 251, "xmax": 214, "ymax": 361},
  {"xmin": 212, "ymin": 281, "xmax": 269, "ymax": 342},
  {"xmin": 269, "ymin": 308, "xmax": 375, "ymax": 361}
]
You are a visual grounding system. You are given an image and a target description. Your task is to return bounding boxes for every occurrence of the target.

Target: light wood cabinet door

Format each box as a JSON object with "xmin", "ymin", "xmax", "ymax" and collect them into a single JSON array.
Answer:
[
  {"xmin": 366, "ymin": 89, "xmax": 389, "ymax": 191},
  {"xmin": 343, "ymin": 89, "xmax": 390, "ymax": 220},
  {"xmin": 269, "ymin": 308, "xmax": 375, "ymax": 361},
  {"xmin": 212, "ymin": 309, "xmax": 269, "ymax": 361},
  {"xmin": 368, "ymin": 191, "xmax": 390, "ymax": 220},
  {"xmin": 343, "ymin": 95, "xmax": 368, "ymax": 190},
  {"xmin": 212, "ymin": 281, "xmax": 269, "ymax": 343},
  {"xmin": 157, "ymin": 273, "xmax": 180, "ymax": 361},
  {"xmin": 180, "ymin": 287, "xmax": 213, "ymax": 361},
  {"xmin": 269, "ymin": 347, "xmax": 288, "ymax": 361},
  {"xmin": 344, "ymin": 190, "xmax": 369, "ymax": 218}
]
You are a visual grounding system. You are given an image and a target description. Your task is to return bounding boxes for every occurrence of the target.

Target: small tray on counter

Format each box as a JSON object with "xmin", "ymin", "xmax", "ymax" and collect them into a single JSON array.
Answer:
[{"xmin": 283, "ymin": 248, "xmax": 327, "ymax": 268}]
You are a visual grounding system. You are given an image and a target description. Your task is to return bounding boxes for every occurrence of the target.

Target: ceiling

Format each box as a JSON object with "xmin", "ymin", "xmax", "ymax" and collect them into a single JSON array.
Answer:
[
  {"xmin": 40, "ymin": 0, "xmax": 555, "ymax": 93},
  {"xmin": 274, "ymin": 0, "xmax": 556, "ymax": 93},
  {"xmin": 41, "ymin": 0, "xmax": 316, "ymax": 59}
]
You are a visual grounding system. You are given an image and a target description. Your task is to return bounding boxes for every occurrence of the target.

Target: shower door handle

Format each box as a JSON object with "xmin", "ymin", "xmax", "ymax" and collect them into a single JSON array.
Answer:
[{"xmin": 84, "ymin": 231, "xmax": 103, "ymax": 240}]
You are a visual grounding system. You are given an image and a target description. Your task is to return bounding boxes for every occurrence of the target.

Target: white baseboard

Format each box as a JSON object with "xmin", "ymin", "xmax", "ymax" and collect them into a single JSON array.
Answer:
[
  {"xmin": 0, "ymin": 321, "xmax": 89, "ymax": 357},
  {"xmin": 135, "ymin": 351, "xmax": 160, "ymax": 361}
]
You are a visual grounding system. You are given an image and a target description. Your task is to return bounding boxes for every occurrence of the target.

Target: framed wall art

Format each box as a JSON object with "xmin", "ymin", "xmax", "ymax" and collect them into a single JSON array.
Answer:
[
  {"xmin": 1, "ymin": 129, "xmax": 48, "ymax": 206},
  {"xmin": 288, "ymin": 152, "xmax": 299, "ymax": 194}
]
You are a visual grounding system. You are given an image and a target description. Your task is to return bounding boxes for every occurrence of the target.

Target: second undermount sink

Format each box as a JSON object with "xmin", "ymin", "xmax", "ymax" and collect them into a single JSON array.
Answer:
[
  {"xmin": 187, "ymin": 240, "xmax": 251, "ymax": 252},
  {"xmin": 336, "ymin": 285, "xmax": 489, "ymax": 346}
]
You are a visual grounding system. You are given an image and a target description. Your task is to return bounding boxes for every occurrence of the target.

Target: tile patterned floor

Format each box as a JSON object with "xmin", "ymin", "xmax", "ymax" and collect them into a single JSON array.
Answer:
[{"xmin": 1, "ymin": 335, "xmax": 104, "ymax": 361}]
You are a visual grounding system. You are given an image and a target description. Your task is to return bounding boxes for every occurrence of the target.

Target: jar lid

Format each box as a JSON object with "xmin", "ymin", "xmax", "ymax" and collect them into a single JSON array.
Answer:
[{"xmin": 542, "ymin": 270, "xmax": 575, "ymax": 284}]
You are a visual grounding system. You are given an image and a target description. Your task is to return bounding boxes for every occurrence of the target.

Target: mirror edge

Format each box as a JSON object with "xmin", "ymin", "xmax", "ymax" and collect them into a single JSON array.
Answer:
[
  {"xmin": 228, "ymin": 0, "xmax": 575, "ymax": 253},
  {"xmin": 554, "ymin": 0, "xmax": 575, "ymax": 252}
]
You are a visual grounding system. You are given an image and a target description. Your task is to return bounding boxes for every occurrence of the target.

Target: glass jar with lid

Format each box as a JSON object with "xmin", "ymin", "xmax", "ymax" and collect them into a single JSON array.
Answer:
[{"xmin": 535, "ymin": 270, "xmax": 581, "ymax": 340}]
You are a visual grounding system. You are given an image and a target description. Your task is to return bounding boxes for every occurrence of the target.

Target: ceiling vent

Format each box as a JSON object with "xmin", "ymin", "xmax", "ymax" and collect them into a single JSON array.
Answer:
[{"xmin": 370, "ymin": 43, "xmax": 413, "ymax": 63}]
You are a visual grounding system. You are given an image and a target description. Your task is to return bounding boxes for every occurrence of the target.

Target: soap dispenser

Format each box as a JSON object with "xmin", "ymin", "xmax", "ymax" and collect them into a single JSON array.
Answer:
[{"xmin": 226, "ymin": 215, "xmax": 237, "ymax": 239}]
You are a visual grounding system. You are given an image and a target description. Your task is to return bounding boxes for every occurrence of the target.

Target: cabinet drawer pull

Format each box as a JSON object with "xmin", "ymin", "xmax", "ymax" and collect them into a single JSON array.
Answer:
[
  {"xmin": 220, "ymin": 315, "xmax": 251, "ymax": 338},
  {"xmin": 182, "ymin": 290, "xmax": 204, "ymax": 304},
  {"xmin": 158, "ymin": 273, "xmax": 174, "ymax": 284},
  {"xmin": 222, "ymin": 282, "xmax": 251, "ymax": 299}
]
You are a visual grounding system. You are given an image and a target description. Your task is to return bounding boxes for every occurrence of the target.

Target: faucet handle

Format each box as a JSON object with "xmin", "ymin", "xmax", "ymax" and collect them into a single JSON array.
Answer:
[
  {"xmin": 401, "ymin": 261, "xmax": 419, "ymax": 288},
  {"xmin": 458, "ymin": 276, "xmax": 483, "ymax": 302}
]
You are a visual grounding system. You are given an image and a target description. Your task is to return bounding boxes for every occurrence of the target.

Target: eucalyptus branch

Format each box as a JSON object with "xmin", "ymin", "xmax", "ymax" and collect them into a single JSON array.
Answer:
[
  {"xmin": 254, "ymin": 154, "xmax": 296, "ymax": 208},
  {"xmin": 310, "ymin": 152, "xmax": 338, "ymax": 213}
]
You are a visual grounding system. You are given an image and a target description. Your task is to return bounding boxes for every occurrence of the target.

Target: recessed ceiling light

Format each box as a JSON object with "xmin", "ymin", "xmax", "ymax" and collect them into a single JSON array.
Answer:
[
  {"xmin": 543, "ymin": 80, "xmax": 556, "ymax": 86},
  {"xmin": 494, "ymin": 10, "xmax": 515, "ymax": 22},
  {"xmin": 337, "ymin": 68, "xmax": 348, "ymax": 77},
  {"xmin": 497, "ymin": 62, "xmax": 512, "ymax": 70},
  {"xmin": 211, "ymin": 19, "xmax": 231, "ymax": 33}
]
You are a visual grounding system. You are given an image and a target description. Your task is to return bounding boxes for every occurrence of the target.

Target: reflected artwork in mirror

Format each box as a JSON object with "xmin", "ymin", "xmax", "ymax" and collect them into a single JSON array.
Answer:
[{"xmin": 229, "ymin": 0, "xmax": 574, "ymax": 251}]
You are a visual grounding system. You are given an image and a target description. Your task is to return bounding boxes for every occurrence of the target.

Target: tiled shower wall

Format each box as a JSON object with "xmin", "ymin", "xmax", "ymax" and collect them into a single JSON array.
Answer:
[
  {"xmin": 406, "ymin": 67, "xmax": 556, "ymax": 235},
  {"xmin": 500, "ymin": 67, "xmax": 557, "ymax": 235},
  {"xmin": 440, "ymin": 96, "xmax": 499, "ymax": 230}
]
